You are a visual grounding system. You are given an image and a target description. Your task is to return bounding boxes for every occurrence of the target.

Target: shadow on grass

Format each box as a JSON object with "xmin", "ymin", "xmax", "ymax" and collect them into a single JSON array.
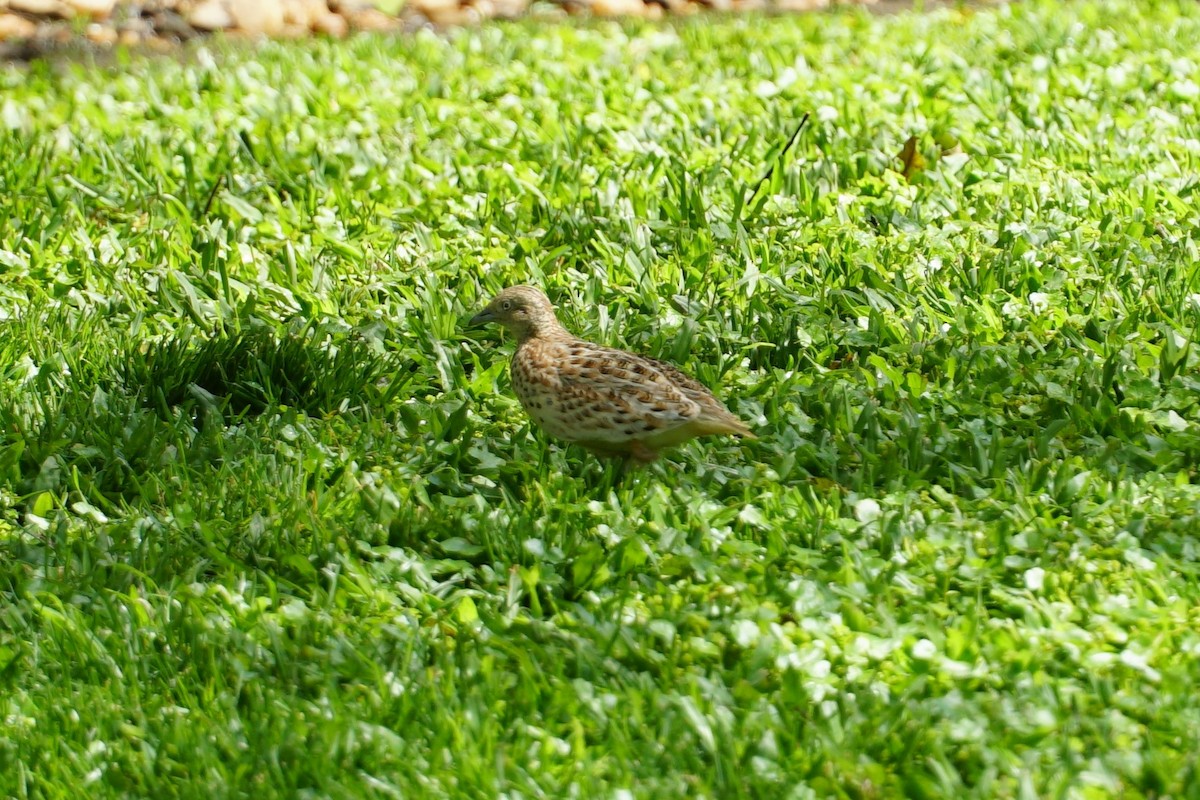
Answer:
[
  {"xmin": 0, "ymin": 320, "xmax": 421, "ymax": 592},
  {"xmin": 124, "ymin": 327, "xmax": 403, "ymax": 419},
  {"xmin": 1, "ymin": 323, "xmax": 407, "ymax": 507}
]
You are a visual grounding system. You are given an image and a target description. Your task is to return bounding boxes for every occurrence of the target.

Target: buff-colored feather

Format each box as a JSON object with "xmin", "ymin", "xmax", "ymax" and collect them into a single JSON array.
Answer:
[{"xmin": 470, "ymin": 286, "xmax": 756, "ymax": 463}]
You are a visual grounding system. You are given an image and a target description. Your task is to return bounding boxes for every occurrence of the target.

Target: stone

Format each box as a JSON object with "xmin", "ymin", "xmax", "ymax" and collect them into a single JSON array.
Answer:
[
  {"xmin": 342, "ymin": 6, "xmax": 395, "ymax": 30},
  {"xmin": 145, "ymin": 33, "xmax": 174, "ymax": 50},
  {"xmin": 9, "ymin": 0, "xmax": 71, "ymax": 17},
  {"xmin": 148, "ymin": 10, "xmax": 196, "ymax": 39},
  {"xmin": 116, "ymin": 16, "xmax": 154, "ymax": 34},
  {"xmin": 85, "ymin": 21, "xmax": 118, "ymax": 42},
  {"xmin": 312, "ymin": 10, "xmax": 347, "ymax": 35},
  {"xmin": 66, "ymin": 0, "xmax": 117, "ymax": 18},
  {"xmin": 0, "ymin": 13, "xmax": 37, "ymax": 40},
  {"xmin": 409, "ymin": 0, "xmax": 457, "ymax": 15},
  {"xmin": 489, "ymin": 0, "xmax": 529, "ymax": 18},
  {"xmin": 590, "ymin": 0, "xmax": 644, "ymax": 15},
  {"xmin": 187, "ymin": 0, "xmax": 232, "ymax": 29},
  {"xmin": 230, "ymin": 0, "xmax": 286, "ymax": 34},
  {"xmin": 527, "ymin": 3, "xmax": 567, "ymax": 18},
  {"xmin": 281, "ymin": 0, "xmax": 326, "ymax": 27},
  {"xmin": 429, "ymin": 5, "xmax": 479, "ymax": 25}
]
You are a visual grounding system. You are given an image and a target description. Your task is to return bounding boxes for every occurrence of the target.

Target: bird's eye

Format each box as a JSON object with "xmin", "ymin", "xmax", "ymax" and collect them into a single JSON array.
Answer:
[{"xmin": 501, "ymin": 300, "xmax": 512, "ymax": 311}]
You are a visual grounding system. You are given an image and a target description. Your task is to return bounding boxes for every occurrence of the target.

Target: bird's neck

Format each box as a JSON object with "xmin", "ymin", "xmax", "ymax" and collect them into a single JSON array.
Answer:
[{"xmin": 516, "ymin": 318, "xmax": 572, "ymax": 345}]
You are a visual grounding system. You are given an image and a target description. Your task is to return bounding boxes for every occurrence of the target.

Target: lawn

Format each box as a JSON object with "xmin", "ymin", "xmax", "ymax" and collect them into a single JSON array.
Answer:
[{"xmin": 3, "ymin": 0, "xmax": 1200, "ymax": 796}]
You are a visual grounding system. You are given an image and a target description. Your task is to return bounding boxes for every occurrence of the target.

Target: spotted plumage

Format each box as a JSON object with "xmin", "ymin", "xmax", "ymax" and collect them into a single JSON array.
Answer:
[{"xmin": 469, "ymin": 285, "xmax": 756, "ymax": 463}]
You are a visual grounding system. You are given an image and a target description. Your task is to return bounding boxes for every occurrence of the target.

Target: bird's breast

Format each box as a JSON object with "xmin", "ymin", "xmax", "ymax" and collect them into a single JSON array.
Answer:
[{"xmin": 510, "ymin": 342, "xmax": 577, "ymax": 439}]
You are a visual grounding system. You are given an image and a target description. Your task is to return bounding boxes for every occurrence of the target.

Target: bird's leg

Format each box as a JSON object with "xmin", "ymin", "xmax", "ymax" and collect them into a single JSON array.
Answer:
[
  {"xmin": 610, "ymin": 443, "xmax": 658, "ymax": 488},
  {"xmin": 586, "ymin": 454, "xmax": 625, "ymax": 497},
  {"xmin": 628, "ymin": 441, "xmax": 660, "ymax": 465}
]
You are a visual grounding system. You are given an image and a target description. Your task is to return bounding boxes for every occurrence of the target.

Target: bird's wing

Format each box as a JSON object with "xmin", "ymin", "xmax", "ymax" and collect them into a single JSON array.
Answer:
[
  {"xmin": 638, "ymin": 355, "xmax": 719, "ymax": 402},
  {"xmin": 551, "ymin": 344, "xmax": 702, "ymax": 443},
  {"xmin": 639, "ymin": 354, "xmax": 755, "ymax": 437}
]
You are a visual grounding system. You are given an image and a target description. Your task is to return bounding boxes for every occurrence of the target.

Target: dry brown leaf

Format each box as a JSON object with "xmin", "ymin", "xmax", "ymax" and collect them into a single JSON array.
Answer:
[
  {"xmin": 895, "ymin": 135, "xmax": 926, "ymax": 181},
  {"xmin": 827, "ymin": 352, "xmax": 856, "ymax": 370}
]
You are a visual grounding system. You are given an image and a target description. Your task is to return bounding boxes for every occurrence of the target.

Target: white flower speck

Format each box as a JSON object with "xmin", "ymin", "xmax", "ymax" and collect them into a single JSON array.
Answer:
[
  {"xmin": 912, "ymin": 639, "xmax": 937, "ymax": 660},
  {"xmin": 280, "ymin": 600, "xmax": 307, "ymax": 622},
  {"xmin": 854, "ymin": 499, "xmax": 882, "ymax": 523},
  {"xmin": 754, "ymin": 80, "xmax": 780, "ymax": 98},
  {"xmin": 1172, "ymin": 80, "xmax": 1200, "ymax": 99},
  {"xmin": 1119, "ymin": 649, "xmax": 1162, "ymax": 682},
  {"xmin": 1024, "ymin": 567, "xmax": 1046, "ymax": 591},
  {"xmin": 733, "ymin": 619, "xmax": 760, "ymax": 648},
  {"xmin": 1119, "ymin": 649, "xmax": 1148, "ymax": 670}
]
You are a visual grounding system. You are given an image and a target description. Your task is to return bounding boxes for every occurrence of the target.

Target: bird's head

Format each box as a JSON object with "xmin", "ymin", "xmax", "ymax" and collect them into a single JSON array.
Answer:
[{"xmin": 469, "ymin": 285, "xmax": 566, "ymax": 341}]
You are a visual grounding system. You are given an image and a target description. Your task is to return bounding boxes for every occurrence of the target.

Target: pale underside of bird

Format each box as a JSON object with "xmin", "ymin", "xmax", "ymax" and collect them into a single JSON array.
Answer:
[{"xmin": 469, "ymin": 285, "xmax": 756, "ymax": 464}]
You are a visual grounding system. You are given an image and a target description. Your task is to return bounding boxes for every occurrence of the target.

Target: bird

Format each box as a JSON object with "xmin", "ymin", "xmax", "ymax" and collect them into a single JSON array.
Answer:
[{"xmin": 468, "ymin": 285, "xmax": 756, "ymax": 465}]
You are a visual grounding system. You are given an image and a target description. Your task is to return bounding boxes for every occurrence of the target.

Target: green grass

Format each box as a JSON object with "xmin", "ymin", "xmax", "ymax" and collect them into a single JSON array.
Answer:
[{"xmin": 3, "ymin": 1, "xmax": 1200, "ymax": 796}]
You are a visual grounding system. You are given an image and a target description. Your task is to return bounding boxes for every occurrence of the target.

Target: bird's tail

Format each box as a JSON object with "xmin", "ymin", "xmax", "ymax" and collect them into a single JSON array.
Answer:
[{"xmin": 697, "ymin": 413, "xmax": 758, "ymax": 440}]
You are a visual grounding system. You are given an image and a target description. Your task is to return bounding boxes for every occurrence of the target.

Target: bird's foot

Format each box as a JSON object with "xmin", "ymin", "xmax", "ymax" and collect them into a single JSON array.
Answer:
[{"xmin": 628, "ymin": 441, "xmax": 659, "ymax": 465}]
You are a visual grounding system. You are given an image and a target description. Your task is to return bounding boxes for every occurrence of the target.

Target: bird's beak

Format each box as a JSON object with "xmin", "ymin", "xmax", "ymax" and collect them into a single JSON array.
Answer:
[{"xmin": 468, "ymin": 308, "xmax": 495, "ymax": 327}]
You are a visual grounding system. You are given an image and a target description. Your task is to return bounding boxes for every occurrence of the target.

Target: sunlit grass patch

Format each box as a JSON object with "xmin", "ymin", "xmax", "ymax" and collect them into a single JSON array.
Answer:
[{"xmin": 3, "ymin": 1, "xmax": 1200, "ymax": 797}]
